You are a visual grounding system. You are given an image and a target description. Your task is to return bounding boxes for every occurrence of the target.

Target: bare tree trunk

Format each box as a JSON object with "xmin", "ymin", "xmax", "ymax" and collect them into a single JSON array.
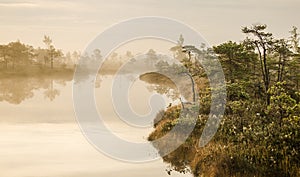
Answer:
[
  {"xmin": 263, "ymin": 48, "xmax": 269, "ymax": 92},
  {"xmin": 4, "ymin": 56, "xmax": 7, "ymax": 69},
  {"xmin": 51, "ymin": 58, "xmax": 53, "ymax": 69},
  {"xmin": 277, "ymin": 53, "xmax": 282, "ymax": 82},
  {"xmin": 50, "ymin": 51, "xmax": 54, "ymax": 69},
  {"xmin": 12, "ymin": 58, "xmax": 15, "ymax": 71},
  {"xmin": 255, "ymin": 43, "xmax": 266, "ymax": 88},
  {"xmin": 185, "ymin": 72, "xmax": 196, "ymax": 102},
  {"xmin": 263, "ymin": 48, "xmax": 270, "ymax": 105}
]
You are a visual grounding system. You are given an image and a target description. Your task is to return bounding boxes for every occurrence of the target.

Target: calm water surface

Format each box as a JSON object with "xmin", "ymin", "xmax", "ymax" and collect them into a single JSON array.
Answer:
[{"xmin": 0, "ymin": 76, "xmax": 191, "ymax": 177}]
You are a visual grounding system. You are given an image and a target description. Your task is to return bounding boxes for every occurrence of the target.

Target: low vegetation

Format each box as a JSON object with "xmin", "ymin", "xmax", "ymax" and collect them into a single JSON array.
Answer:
[{"xmin": 148, "ymin": 25, "xmax": 300, "ymax": 177}]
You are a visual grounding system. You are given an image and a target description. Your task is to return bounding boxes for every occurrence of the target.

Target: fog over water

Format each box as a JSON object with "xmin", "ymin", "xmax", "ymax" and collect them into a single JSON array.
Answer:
[{"xmin": 0, "ymin": 75, "xmax": 191, "ymax": 177}]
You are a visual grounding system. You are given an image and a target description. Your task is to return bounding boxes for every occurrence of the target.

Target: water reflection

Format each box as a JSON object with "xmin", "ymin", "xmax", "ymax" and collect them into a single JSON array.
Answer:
[
  {"xmin": 44, "ymin": 79, "xmax": 60, "ymax": 101},
  {"xmin": 0, "ymin": 74, "xmax": 192, "ymax": 177},
  {"xmin": 0, "ymin": 47, "xmax": 194, "ymax": 176},
  {"xmin": 0, "ymin": 74, "xmax": 73, "ymax": 104}
]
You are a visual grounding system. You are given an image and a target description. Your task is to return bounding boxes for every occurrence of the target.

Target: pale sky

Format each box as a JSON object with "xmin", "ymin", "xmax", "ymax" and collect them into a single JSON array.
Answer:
[{"xmin": 1, "ymin": 0, "xmax": 300, "ymax": 52}]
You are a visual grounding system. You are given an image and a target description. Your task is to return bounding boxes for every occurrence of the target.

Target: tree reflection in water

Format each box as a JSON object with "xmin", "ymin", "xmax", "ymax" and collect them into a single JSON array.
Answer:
[{"xmin": 0, "ymin": 74, "xmax": 73, "ymax": 104}]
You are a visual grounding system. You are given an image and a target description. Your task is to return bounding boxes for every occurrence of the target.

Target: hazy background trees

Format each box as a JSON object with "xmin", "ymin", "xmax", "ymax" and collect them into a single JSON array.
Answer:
[{"xmin": 0, "ymin": 35, "xmax": 81, "ymax": 73}]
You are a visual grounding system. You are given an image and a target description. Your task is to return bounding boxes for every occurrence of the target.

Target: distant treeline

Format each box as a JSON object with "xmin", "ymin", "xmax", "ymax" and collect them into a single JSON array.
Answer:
[
  {"xmin": 0, "ymin": 36, "xmax": 82, "ymax": 72},
  {"xmin": 0, "ymin": 35, "xmax": 145, "ymax": 76}
]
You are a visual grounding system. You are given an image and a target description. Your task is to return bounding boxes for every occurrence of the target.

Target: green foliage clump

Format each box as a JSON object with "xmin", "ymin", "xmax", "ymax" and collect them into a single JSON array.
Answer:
[{"xmin": 148, "ymin": 25, "xmax": 300, "ymax": 177}]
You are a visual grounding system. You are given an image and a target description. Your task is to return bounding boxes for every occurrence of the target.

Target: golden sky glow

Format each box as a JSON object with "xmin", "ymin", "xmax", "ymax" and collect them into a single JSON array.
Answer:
[{"xmin": 1, "ymin": 0, "xmax": 300, "ymax": 52}]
